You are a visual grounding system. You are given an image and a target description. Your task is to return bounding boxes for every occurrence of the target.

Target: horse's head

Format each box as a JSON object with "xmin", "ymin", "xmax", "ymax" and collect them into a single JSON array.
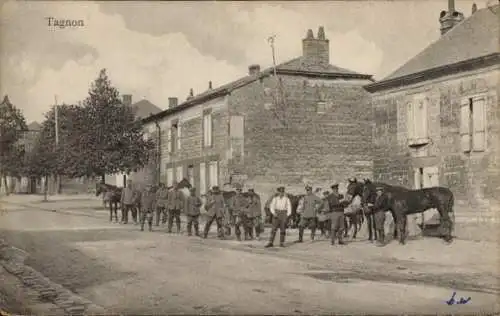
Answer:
[
  {"xmin": 345, "ymin": 177, "xmax": 361, "ymax": 202},
  {"xmin": 361, "ymin": 179, "xmax": 376, "ymax": 205},
  {"xmin": 95, "ymin": 183, "xmax": 104, "ymax": 197},
  {"xmin": 177, "ymin": 178, "xmax": 192, "ymax": 190}
]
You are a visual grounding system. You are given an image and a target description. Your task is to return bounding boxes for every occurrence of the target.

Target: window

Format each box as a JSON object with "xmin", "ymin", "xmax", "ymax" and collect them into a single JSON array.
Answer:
[
  {"xmin": 176, "ymin": 165, "xmax": 183, "ymax": 182},
  {"xmin": 203, "ymin": 111, "xmax": 213, "ymax": 147},
  {"xmin": 317, "ymin": 101, "xmax": 326, "ymax": 114},
  {"xmin": 460, "ymin": 97, "xmax": 486, "ymax": 152},
  {"xmin": 187, "ymin": 165, "xmax": 194, "ymax": 187},
  {"xmin": 208, "ymin": 161, "xmax": 218, "ymax": 188},
  {"xmin": 176, "ymin": 123, "xmax": 182, "ymax": 150},
  {"xmin": 170, "ymin": 120, "xmax": 179, "ymax": 152},
  {"xmin": 407, "ymin": 94, "xmax": 429, "ymax": 143},
  {"xmin": 414, "ymin": 166, "xmax": 439, "ymax": 189},
  {"xmin": 199, "ymin": 162, "xmax": 206, "ymax": 195},
  {"xmin": 166, "ymin": 168, "xmax": 173, "ymax": 187},
  {"xmin": 229, "ymin": 116, "xmax": 244, "ymax": 138},
  {"xmin": 167, "ymin": 128, "xmax": 172, "ymax": 153}
]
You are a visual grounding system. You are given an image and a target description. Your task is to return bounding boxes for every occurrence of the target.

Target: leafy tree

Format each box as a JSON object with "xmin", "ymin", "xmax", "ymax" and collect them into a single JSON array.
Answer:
[
  {"xmin": 62, "ymin": 69, "xmax": 155, "ymax": 180},
  {"xmin": 0, "ymin": 95, "xmax": 27, "ymax": 194}
]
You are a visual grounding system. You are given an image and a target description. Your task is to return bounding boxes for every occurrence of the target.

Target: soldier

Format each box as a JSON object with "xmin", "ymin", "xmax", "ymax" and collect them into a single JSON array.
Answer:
[
  {"xmin": 317, "ymin": 191, "xmax": 331, "ymax": 238},
  {"xmin": 203, "ymin": 186, "xmax": 226, "ymax": 239},
  {"xmin": 185, "ymin": 187, "xmax": 202, "ymax": 236},
  {"xmin": 264, "ymin": 190, "xmax": 279, "ymax": 224},
  {"xmin": 246, "ymin": 187, "xmax": 262, "ymax": 240},
  {"xmin": 229, "ymin": 184, "xmax": 249, "ymax": 241},
  {"xmin": 297, "ymin": 185, "xmax": 323, "ymax": 242},
  {"xmin": 120, "ymin": 180, "xmax": 135, "ymax": 224},
  {"xmin": 265, "ymin": 186, "xmax": 292, "ymax": 248},
  {"xmin": 327, "ymin": 183, "xmax": 347, "ymax": 245},
  {"xmin": 155, "ymin": 183, "xmax": 169, "ymax": 226},
  {"xmin": 167, "ymin": 181, "xmax": 184, "ymax": 233},
  {"xmin": 140, "ymin": 184, "xmax": 156, "ymax": 232},
  {"xmin": 373, "ymin": 186, "xmax": 388, "ymax": 247}
]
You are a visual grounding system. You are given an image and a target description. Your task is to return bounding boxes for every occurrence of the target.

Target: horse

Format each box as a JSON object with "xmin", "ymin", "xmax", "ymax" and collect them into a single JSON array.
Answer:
[
  {"xmin": 96, "ymin": 182, "xmax": 122, "ymax": 222},
  {"xmin": 346, "ymin": 179, "xmax": 399, "ymax": 242},
  {"xmin": 361, "ymin": 179, "xmax": 455, "ymax": 244},
  {"xmin": 343, "ymin": 192, "xmax": 365, "ymax": 239}
]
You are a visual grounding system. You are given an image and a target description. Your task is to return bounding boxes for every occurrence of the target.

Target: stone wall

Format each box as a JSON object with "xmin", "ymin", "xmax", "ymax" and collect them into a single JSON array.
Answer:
[{"xmin": 370, "ymin": 65, "xmax": 500, "ymax": 229}]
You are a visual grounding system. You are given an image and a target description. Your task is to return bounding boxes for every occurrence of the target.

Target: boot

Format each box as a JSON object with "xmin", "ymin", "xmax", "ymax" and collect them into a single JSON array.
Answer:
[
  {"xmin": 297, "ymin": 228, "xmax": 304, "ymax": 243},
  {"xmin": 338, "ymin": 233, "xmax": 346, "ymax": 245},
  {"xmin": 266, "ymin": 230, "xmax": 276, "ymax": 248},
  {"xmin": 376, "ymin": 229, "xmax": 385, "ymax": 246},
  {"xmin": 194, "ymin": 223, "xmax": 200, "ymax": 237},
  {"xmin": 279, "ymin": 232, "xmax": 286, "ymax": 247},
  {"xmin": 311, "ymin": 229, "xmax": 316, "ymax": 241}
]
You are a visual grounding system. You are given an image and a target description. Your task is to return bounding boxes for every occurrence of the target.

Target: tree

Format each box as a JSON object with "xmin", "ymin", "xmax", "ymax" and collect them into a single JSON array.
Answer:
[
  {"xmin": 0, "ymin": 95, "xmax": 28, "ymax": 194},
  {"xmin": 61, "ymin": 69, "xmax": 155, "ymax": 179}
]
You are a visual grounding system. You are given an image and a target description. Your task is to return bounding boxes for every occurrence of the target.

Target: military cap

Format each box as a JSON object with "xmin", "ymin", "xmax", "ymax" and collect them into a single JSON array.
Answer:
[
  {"xmin": 212, "ymin": 186, "xmax": 220, "ymax": 191},
  {"xmin": 277, "ymin": 186, "xmax": 285, "ymax": 192},
  {"xmin": 330, "ymin": 183, "xmax": 339, "ymax": 189},
  {"xmin": 376, "ymin": 186, "xmax": 384, "ymax": 191},
  {"xmin": 305, "ymin": 185, "xmax": 312, "ymax": 191}
]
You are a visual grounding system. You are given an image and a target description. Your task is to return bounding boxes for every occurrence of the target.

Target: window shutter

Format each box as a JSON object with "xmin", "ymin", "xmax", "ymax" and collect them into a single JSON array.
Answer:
[
  {"xmin": 406, "ymin": 102, "xmax": 415, "ymax": 140},
  {"xmin": 413, "ymin": 168, "xmax": 422, "ymax": 189},
  {"xmin": 176, "ymin": 166, "xmax": 183, "ymax": 182},
  {"xmin": 229, "ymin": 116, "xmax": 244, "ymax": 138},
  {"xmin": 209, "ymin": 161, "xmax": 218, "ymax": 187},
  {"xmin": 209, "ymin": 114, "xmax": 213, "ymax": 147},
  {"xmin": 177, "ymin": 124, "xmax": 182, "ymax": 150},
  {"xmin": 472, "ymin": 97, "xmax": 486, "ymax": 151},
  {"xmin": 460, "ymin": 99, "xmax": 471, "ymax": 152},
  {"xmin": 166, "ymin": 168, "xmax": 173, "ymax": 187},
  {"xmin": 167, "ymin": 128, "xmax": 172, "ymax": 152},
  {"xmin": 420, "ymin": 97, "xmax": 428, "ymax": 138},
  {"xmin": 199, "ymin": 162, "xmax": 206, "ymax": 195}
]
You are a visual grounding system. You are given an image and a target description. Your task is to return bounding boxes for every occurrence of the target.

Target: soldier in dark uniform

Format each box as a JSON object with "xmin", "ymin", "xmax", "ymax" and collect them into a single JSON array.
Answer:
[
  {"xmin": 246, "ymin": 187, "xmax": 262, "ymax": 240},
  {"xmin": 229, "ymin": 184, "xmax": 249, "ymax": 241},
  {"xmin": 297, "ymin": 185, "xmax": 322, "ymax": 242},
  {"xmin": 327, "ymin": 184, "xmax": 347, "ymax": 245},
  {"xmin": 203, "ymin": 186, "xmax": 226, "ymax": 239},
  {"xmin": 265, "ymin": 186, "xmax": 292, "ymax": 248},
  {"xmin": 373, "ymin": 186, "xmax": 388, "ymax": 247},
  {"xmin": 120, "ymin": 180, "xmax": 136, "ymax": 224},
  {"xmin": 185, "ymin": 187, "xmax": 202, "ymax": 236},
  {"xmin": 167, "ymin": 181, "xmax": 184, "ymax": 233},
  {"xmin": 155, "ymin": 183, "xmax": 169, "ymax": 226},
  {"xmin": 140, "ymin": 184, "xmax": 156, "ymax": 232}
]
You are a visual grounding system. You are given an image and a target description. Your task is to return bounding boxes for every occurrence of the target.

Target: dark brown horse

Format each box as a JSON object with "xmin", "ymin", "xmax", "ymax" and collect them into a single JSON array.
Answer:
[
  {"xmin": 361, "ymin": 179, "xmax": 455, "ymax": 244},
  {"xmin": 96, "ymin": 182, "xmax": 122, "ymax": 222}
]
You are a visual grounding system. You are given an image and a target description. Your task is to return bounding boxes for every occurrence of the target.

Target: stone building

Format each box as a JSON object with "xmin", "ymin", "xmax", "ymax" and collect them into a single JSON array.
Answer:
[
  {"xmin": 364, "ymin": 2, "xmax": 499, "ymax": 234},
  {"xmin": 142, "ymin": 27, "xmax": 374, "ymax": 197}
]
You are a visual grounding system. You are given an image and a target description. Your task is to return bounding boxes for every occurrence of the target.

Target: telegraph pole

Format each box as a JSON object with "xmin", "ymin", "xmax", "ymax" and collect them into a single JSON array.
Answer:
[
  {"xmin": 54, "ymin": 95, "xmax": 60, "ymax": 194},
  {"xmin": 267, "ymin": 35, "xmax": 287, "ymax": 127}
]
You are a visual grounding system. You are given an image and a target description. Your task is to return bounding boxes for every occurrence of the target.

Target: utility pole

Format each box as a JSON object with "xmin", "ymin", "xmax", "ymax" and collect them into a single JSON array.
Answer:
[
  {"xmin": 267, "ymin": 35, "xmax": 288, "ymax": 127},
  {"xmin": 54, "ymin": 95, "xmax": 60, "ymax": 194}
]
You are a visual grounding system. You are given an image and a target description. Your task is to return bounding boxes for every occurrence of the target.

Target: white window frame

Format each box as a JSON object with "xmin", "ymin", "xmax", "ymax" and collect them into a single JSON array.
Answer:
[
  {"xmin": 166, "ymin": 168, "xmax": 173, "ymax": 187},
  {"xmin": 187, "ymin": 165, "xmax": 195, "ymax": 187},
  {"xmin": 407, "ymin": 94, "xmax": 429, "ymax": 144},
  {"xmin": 317, "ymin": 101, "xmax": 326, "ymax": 114},
  {"xmin": 167, "ymin": 128, "xmax": 172, "ymax": 153},
  {"xmin": 460, "ymin": 96, "xmax": 486, "ymax": 153},
  {"xmin": 199, "ymin": 162, "xmax": 206, "ymax": 195},
  {"xmin": 176, "ymin": 123, "xmax": 182, "ymax": 151},
  {"xmin": 203, "ymin": 112, "xmax": 212, "ymax": 147},
  {"xmin": 176, "ymin": 165, "xmax": 183, "ymax": 182},
  {"xmin": 208, "ymin": 161, "xmax": 218, "ymax": 188}
]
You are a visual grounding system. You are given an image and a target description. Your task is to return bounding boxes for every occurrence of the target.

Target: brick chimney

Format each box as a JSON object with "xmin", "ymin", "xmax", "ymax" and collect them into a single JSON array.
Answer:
[
  {"xmin": 439, "ymin": 0, "xmax": 464, "ymax": 35},
  {"xmin": 471, "ymin": 3, "xmax": 477, "ymax": 14},
  {"xmin": 302, "ymin": 26, "xmax": 329, "ymax": 66},
  {"xmin": 168, "ymin": 97, "xmax": 178, "ymax": 109},
  {"xmin": 248, "ymin": 64, "xmax": 260, "ymax": 75},
  {"xmin": 208, "ymin": 81, "xmax": 213, "ymax": 89},
  {"xmin": 187, "ymin": 88, "xmax": 194, "ymax": 101},
  {"xmin": 122, "ymin": 94, "xmax": 132, "ymax": 106}
]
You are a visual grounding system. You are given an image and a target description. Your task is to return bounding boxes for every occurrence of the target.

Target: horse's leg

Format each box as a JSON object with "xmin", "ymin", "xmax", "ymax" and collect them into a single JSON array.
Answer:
[
  {"xmin": 437, "ymin": 203, "xmax": 453, "ymax": 243},
  {"xmin": 109, "ymin": 202, "xmax": 113, "ymax": 222},
  {"xmin": 391, "ymin": 210, "xmax": 398, "ymax": 239},
  {"xmin": 352, "ymin": 214, "xmax": 358, "ymax": 239},
  {"xmin": 398, "ymin": 214, "xmax": 407, "ymax": 245}
]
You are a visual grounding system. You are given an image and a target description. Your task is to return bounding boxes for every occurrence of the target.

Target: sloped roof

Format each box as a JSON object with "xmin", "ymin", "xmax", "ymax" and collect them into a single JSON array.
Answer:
[
  {"xmin": 143, "ymin": 57, "xmax": 373, "ymax": 123},
  {"xmin": 382, "ymin": 5, "xmax": 499, "ymax": 81},
  {"xmin": 131, "ymin": 99, "xmax": 162, "ymax": 119},
  {"xmin": 27, "ymin": 121, "xmax": 41, "ymax": 131}
]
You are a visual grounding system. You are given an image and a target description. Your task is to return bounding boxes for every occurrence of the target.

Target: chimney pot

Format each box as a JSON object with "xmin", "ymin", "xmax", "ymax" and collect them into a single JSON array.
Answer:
[
  {"xmin": 209, "ymin": 81, "xmax": 213, "ymax": 89},
  {"xmin": 471, "ymin": 3, "xmax": 477, "ymax": 14},
  {"xmin": 187, "ymin": 89, "xmax": 194, "ymax": 100},
  {"xmin": 439, "ymin": 0, "xmax": 464, "ymax": 35},
  {"xmin": 122, "ymin": 94, "xmax": 132, "ymax": 106},
  {"xmin": 306, "ymin": 29, "xmax": 314, "ymax": 39},
  {"xmin": 317, "ymin": 26, "xmax": 325, "ymax": 40},
  {"xmin": 168, "ymin": 97, "xmax": 178, "ymax": 108},
  {"xmin": 248, "ymin": 64, "xmax": 261, "ymax": 75}
]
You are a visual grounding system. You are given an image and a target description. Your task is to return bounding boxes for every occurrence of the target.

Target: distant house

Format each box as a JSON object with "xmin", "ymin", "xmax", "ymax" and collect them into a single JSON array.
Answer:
[
  {"xmin": 364, "ymin": 2, "xmax": 499, "ymax": 234},
  {"xmin": 104, "ymin": 95, "xmax": 163, "ymax": 188}
]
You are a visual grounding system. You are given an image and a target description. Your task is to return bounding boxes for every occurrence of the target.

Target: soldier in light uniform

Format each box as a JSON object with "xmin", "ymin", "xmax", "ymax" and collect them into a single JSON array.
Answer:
[
  {"xmin": 246, "ymin": 187, "xmax": 262, "ymax": 240},
  {"xmin": 184, "ymin": 187, "xmax": 202, "ymax": 236},
  {"xmin": 297, "ymin": 185, "xmax": 323, "ymax": 242},
  {"xmin": 327, "ymin": 183, "xmax": 347, "ymax": 245},
  {"xmin": 373, "ymin": 186, "xmax": 388, "ymax": 247},
  {"xmin": 229, "ymin": 184, "xmax": 249, "ymax": 241},
  {"xmin": 203, "ymin": 186, "xmax": 226, "ymax": 239},
  {"xmin": 140, "ymin": 184, "xmax": 156, "ymax": 232},
  {"xmin": 167, "ymin": 181, "xmax": 184, "ymax": 234},
  {"xmin": 265, "ymin": 186, "xmax": 292, "ymax": 248},
  {"xmin": 155, "ymin": 183, "xmax": 169, "ymax": 226}
]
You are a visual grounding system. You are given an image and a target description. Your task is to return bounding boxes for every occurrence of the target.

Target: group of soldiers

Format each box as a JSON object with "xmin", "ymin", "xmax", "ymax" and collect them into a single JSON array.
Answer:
[
  {"xmin": 114, "ymin": 178, "xmax": 388, "ymax": 248},
  {"xmin": 117, "ymin": 180, "xmax": 263, "ymax": 241}
]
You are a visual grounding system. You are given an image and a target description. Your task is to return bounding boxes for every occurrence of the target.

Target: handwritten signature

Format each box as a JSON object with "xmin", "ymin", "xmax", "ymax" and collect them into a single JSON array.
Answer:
[{"xmin": 446, "ymin": 291, "xmax": 471, "ymax": 305}]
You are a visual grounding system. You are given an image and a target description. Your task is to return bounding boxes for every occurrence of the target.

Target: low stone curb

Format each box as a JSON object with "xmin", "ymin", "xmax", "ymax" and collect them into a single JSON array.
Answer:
[{"xmin": 0, "ymin": 239, "xmax": 107, "ymax": 315}]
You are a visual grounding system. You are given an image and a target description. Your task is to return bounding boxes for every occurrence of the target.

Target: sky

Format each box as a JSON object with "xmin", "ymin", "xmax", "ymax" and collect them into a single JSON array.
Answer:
[{"xmin": 0, "ymin": 0, "xmax": 490, "ymax": 123}]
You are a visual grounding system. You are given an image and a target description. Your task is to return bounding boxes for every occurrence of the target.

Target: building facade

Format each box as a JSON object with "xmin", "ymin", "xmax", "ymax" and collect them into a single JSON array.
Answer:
[
  {"xmin": 364, "ymin": 3, "xmax": 500, "ymax": 233},
  {"xmin": 142, "ymin": 27, "xmax": 374, "ymax": 199}
]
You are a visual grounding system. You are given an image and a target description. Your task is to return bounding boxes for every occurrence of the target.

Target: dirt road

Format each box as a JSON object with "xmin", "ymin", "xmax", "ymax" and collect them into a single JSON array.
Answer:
[{"xmin": 0, "ymin": 198, "xmax": 498, "ymax": 314}]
